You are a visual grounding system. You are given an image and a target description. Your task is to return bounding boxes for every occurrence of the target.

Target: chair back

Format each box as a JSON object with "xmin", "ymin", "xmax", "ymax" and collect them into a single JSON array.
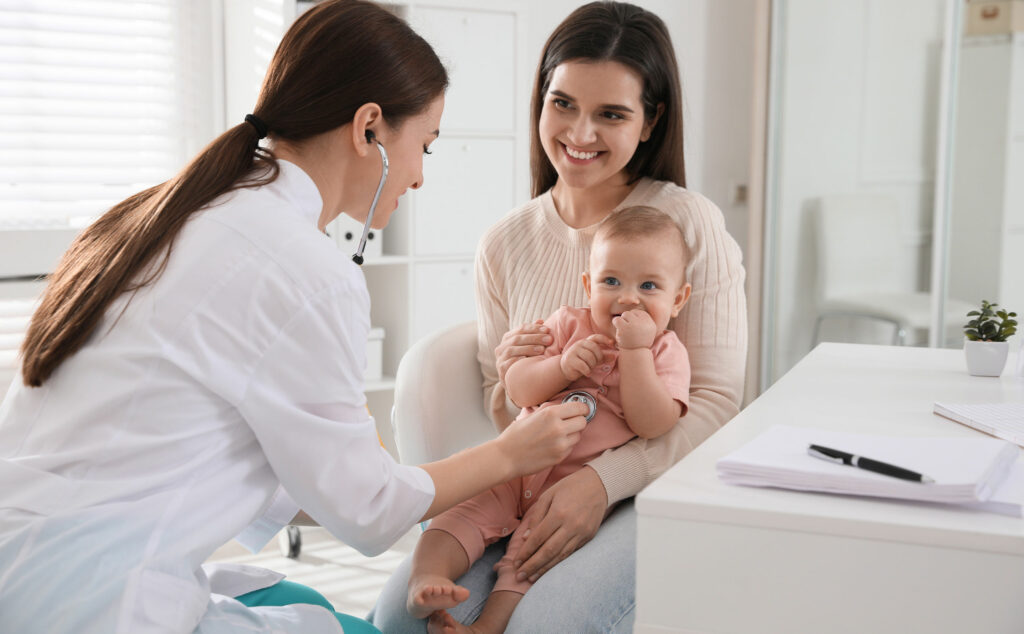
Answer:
[
  {"xmin": 816, "ymin": 194, "xmax": 907, "ymax": 300},
  {"xmin": 391, "ymin": 321, "xmax": 497, "ymax": 465}
]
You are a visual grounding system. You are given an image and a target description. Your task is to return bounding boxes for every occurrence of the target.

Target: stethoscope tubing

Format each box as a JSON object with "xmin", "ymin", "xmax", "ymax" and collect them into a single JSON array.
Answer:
[{"xmin": 352, "ymin": 141, "xmax": 389, "ymax": 265}]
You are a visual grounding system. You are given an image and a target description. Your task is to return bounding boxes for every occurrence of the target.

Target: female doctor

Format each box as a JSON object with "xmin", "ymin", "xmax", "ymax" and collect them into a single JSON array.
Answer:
[{"xmin": 0, "ymin": 1, "xmax": 588, "ymax": 632}]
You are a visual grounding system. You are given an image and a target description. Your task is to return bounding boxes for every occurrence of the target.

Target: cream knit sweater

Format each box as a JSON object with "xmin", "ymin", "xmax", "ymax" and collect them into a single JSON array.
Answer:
[{"xmin": 475, "ymin": 178, "xmax": 748, "ymax": 505}]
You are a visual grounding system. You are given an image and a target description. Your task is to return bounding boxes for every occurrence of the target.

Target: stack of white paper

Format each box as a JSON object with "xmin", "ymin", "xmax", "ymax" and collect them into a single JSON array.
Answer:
[
  {"xmin": 717, "ymin": 425, "xmax": 1020, "ymax": 507},
  {"xmin": 934, "ymin": 402, "xmax": 1024, "ymax": 447}
]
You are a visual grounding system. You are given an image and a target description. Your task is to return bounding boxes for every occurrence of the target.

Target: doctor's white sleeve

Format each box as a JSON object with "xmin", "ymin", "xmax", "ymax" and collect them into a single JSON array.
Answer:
[
  {"xmin": 236, "ymin": 282, "xmax": 434, "ymax": 556},
  {"xmin": 232, "ymin": 485, "xmax": 300, "ymax": 553}
]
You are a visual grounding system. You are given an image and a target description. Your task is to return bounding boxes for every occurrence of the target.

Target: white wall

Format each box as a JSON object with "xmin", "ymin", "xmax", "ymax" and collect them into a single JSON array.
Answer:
[
  {"xmin": 769, "ymin": 0, "xmax": 944, "ymax": 380},
  {"xmin": 702, "ymin": 1, "xmax": 757, "ymax": 255}
]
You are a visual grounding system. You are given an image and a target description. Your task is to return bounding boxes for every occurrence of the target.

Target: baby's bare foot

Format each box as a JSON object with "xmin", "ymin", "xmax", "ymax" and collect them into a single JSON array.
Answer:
[
  {"xmin": 407, "ymin": 575, "xmax": 470, "ymax": 619},
  {"xmin": 427, "ymin": 610, "xmax": 481, "ymax": 634}
]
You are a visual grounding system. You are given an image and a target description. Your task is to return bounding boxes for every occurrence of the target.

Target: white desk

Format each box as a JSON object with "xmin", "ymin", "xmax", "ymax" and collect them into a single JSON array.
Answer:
[{"xmin": 635, "ymin": 343, "xmax": 1024, "ymax": 634}]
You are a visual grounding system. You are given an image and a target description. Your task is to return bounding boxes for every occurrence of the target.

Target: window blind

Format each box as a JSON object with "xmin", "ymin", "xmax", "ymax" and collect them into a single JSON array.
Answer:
[{"xmin": 0, "ymin": 0, "xmax": 194, "ymax": 227}]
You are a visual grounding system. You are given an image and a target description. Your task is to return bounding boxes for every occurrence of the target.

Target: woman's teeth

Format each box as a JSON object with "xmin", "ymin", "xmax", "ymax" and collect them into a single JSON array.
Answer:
[{"xmin": 565, "ymin": 146, "xmax": 598, "ymax": 160}]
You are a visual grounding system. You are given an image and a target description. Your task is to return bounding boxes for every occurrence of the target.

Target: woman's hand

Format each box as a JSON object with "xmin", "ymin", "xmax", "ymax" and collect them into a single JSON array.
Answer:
[
  {"xmin": 498, "ymin": 401, "xmax": 588, "ymax": 477},
  {"xmin": 495, "ymin": 320, "xmax": 553, "ymax": 386},
  {"xmin": 510, "ymin": 466, "xmax": 608, "ymax": 583}
]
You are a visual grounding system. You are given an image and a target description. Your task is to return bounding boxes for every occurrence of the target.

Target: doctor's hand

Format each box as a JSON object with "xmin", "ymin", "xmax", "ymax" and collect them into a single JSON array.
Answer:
[
  {"xmin": 495, "ymin": 320, "xmax": 552, "ymax": 387},
  {"xmin": 498, "ymin": 401, "xmax": 587, "ymax": 477},
  {"xmin": 511, "ymin": 465, "xmax": 607, "ymax": 584}
]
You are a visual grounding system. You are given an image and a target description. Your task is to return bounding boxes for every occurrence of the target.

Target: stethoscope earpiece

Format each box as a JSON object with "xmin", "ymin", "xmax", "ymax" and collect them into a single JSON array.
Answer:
[{"xmin": 352, "ymin": 133, "xmax": 388, "ymax": 265}]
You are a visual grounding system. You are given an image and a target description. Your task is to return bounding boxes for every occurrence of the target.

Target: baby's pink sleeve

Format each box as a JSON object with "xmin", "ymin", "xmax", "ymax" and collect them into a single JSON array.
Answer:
[
  {"xmin": 652, "ymin": 332, "xmax": 691, "ymax": 415},
  {"xmin": 540, "ymin": 305, "xmax": 577, "ymax": 358}
]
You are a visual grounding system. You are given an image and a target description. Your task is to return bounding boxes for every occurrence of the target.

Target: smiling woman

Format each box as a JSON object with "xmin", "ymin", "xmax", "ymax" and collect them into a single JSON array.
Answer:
[
  {"xmin": 370, "ymin": 2, "xmax": 747, "ymax": 633},
  {"xmin": 529, "ymin": 1, "xmax": 686, "ymax": 204},
  {"xmin": 539, "ymin": 60, "xmax": 659, "ymax": 204}
]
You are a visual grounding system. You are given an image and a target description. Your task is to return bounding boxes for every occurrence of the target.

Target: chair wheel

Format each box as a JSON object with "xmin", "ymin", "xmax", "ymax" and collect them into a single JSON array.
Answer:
[{"xmin": 278, "ymin": 525, "xmax": 302, "ymax": 559}]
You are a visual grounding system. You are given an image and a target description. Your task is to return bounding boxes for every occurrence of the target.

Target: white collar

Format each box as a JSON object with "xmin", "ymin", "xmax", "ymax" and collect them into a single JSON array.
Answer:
[{"xmin": 272, "ymin": 160, "xmax": 323, "ymax": 228}]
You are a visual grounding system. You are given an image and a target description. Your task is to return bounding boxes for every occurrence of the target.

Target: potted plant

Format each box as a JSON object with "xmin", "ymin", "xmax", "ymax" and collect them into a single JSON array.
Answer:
[{"xmin": 963, "ymin": 300, "xmax": 1017, "ymax": 376}]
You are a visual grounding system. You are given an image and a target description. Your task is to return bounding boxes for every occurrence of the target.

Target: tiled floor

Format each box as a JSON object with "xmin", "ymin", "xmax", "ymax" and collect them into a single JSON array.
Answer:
[{"xmin": 206, "ymin": 526, "xmax": 419, "ymax": 619}]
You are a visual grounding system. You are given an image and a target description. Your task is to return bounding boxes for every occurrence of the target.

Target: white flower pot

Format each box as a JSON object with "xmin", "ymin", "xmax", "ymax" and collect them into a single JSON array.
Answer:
[{"xmin": 964, "ymin": 339, "xmax": 1009, "ymax": 377}]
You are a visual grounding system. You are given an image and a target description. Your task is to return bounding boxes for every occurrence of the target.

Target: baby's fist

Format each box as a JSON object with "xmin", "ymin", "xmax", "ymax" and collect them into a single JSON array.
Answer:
[{"xmin": 612, "ymin": 310, "xmax": 657, "ymax": 349}]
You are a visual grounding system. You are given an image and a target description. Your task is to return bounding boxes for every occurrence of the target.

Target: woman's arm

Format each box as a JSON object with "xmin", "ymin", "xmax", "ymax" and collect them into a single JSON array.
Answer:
[
  {"xmin": 286, "ymin": 402, "xmax": 592, "ymax": 528},
  {"xmin": 418, "ymin": 400, "xmax": 587, "ymax": 520}
]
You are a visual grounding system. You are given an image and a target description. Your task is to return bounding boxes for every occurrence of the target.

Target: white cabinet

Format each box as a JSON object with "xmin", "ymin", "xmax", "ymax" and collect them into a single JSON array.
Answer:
[
  {"xmin": 314, "ymin": 2, "xmax": 525, "ymax": 453},
  {"xmin": 414, "ymin": 137, "xmax": 517, "ymax": 257},
  {"xmin": 412, "ymin": 261, "xmax": 476, "ymax": 342},
  {"xmin": 408, "ymin": 7, "xmax": 517, "ymax": 133},
  {"xmin": 949, "ymin": 34, "xmax": 1024, "ymax": 316}
]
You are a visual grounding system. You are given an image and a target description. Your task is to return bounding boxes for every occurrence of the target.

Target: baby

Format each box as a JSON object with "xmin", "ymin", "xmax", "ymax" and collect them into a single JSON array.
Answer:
[{"xmin": 407, "ymin": 206, "xmax": 692, "ymax": 634}]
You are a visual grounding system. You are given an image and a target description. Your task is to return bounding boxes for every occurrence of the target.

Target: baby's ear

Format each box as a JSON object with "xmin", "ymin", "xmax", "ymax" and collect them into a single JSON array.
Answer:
[
  {"xmin": 582, "ymin": 272, "xmax": 592, "ymax": 298},
  {"xmin": 671, "ymin": 283, "xmax": 692, "ymax": 317}
]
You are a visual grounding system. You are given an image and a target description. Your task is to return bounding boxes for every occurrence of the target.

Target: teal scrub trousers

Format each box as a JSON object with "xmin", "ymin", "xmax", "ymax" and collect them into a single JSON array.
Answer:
[{"xmin": 235, "ymin": 579, "xmax": 382, "ymax": 633}]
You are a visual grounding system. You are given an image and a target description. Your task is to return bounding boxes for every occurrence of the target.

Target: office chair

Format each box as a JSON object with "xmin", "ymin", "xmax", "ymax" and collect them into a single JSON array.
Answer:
[
  {"xmin": 391, "ymin": 321, "xmax": 496, "ymax": 467},
  {"xmin": 811, "ymin": 194, "xmax": 974, "ymax": 346}
]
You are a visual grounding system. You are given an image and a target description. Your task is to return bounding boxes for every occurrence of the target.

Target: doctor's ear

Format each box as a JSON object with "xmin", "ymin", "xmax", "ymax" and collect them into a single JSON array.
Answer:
[{"xmin": 351, "ymin": 102, "xmax": 383, "ymax": 155}]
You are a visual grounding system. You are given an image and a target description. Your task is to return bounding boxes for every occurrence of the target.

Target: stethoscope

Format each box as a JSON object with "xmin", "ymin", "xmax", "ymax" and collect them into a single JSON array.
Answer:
[{"xmin": 352, "ymin": 130, "xmax": 389, "ymax": 266}]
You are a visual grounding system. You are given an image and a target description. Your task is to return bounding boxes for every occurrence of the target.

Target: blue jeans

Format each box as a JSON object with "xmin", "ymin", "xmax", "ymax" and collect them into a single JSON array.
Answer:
[
  {"xmin": 237, "ymin": 579, "xmax": 381, "ymax": 634},
  {"xmin": 368, "ymin": 500, "xmax": 636, "ymax": 633}
]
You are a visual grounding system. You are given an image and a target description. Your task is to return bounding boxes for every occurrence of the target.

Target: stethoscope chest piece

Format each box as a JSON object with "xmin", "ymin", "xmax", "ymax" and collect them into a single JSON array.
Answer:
[{"xmin": 562, "ymin": 390, "xmax": 598, "ymax": 422}]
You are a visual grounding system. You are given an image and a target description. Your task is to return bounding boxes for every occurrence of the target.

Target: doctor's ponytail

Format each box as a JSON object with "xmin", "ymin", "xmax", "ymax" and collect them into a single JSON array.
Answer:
[{"xmin": 20, "ymin": 0, "xmax": 447, "ymax": 387}]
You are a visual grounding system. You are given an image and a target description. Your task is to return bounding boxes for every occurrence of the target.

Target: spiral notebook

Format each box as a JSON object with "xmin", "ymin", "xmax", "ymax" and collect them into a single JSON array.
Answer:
[{"xmin": 933, "ymin": 402, "xmax": 1024, "ymax": 447}]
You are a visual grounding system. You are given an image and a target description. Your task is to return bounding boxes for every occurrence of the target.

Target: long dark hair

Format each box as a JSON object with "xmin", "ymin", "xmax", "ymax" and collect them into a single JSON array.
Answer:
[
  {"xmin": 21, "ymin": 0, "xmax": 448, "ymax": 387},
  {"xmin": 530, "ymin": 1, "xmax": 686, "ymax": 197}
]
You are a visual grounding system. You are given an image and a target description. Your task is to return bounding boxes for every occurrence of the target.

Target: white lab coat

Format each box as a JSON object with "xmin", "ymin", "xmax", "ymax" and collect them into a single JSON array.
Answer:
[{"xmin": 0, "ymin": 161, "xmax": 434, "ymax": 633}]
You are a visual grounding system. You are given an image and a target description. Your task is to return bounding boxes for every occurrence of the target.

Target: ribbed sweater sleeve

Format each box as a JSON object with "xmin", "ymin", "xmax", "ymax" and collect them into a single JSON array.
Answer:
[{"xmin": 475, "ymin": 179, "xmax": 747, "ymax": 505}]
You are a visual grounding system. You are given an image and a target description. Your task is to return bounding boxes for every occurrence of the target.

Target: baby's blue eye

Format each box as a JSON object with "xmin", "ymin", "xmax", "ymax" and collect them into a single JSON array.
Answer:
[
  {"xmin": 640, "ymin": 281, "xmax": 657, "ymax": 291},
  {"xmin": 603, "ymin": 277, "xmax": 619, "ymax": 286}
]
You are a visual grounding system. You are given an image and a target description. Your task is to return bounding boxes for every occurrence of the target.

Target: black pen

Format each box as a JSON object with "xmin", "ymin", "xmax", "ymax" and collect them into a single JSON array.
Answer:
[{"xmin": 807, "ymin": 444, "xmax": 935, "ymax": 484}]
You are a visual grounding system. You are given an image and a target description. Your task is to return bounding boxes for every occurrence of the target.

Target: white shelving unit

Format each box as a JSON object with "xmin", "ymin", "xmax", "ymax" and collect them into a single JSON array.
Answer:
[
  {"xmin": 315, "ymin": 2, "xmax": 528, "ymax": 453},
  {"xmin": 949, "ymin": 33, "xmax": 1024, "ymax": 315}
]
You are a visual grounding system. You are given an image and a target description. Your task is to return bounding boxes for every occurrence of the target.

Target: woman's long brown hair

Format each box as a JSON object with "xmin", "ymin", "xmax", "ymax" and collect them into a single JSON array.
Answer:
[
  {"xmin": 529, "ymin": 1, "xmax": 687, "ymax": 197},
  {"xmin": 20, "ymin": 0, "xmax": 447, "ymax": 387}
]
